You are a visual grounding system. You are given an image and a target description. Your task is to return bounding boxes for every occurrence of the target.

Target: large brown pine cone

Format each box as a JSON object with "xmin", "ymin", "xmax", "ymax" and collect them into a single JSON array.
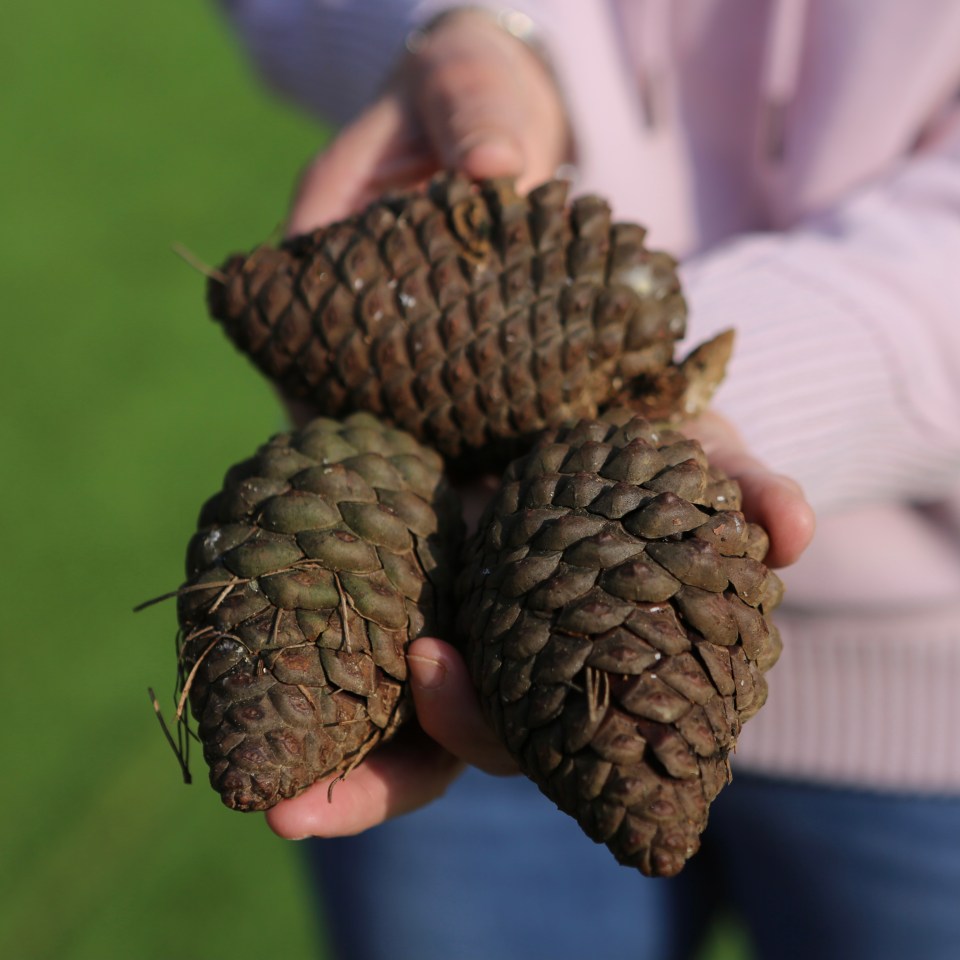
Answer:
[
  {"xmin": 457, "ymin": 415, "xmax": 783, "ymax": 877},
  {"xmin": 176, "ymin": 413, "xmax": 463, "ymax": 811},
  {"xmin": 208, "ymin": 174, "xmax": 689, "ymax": 472}
]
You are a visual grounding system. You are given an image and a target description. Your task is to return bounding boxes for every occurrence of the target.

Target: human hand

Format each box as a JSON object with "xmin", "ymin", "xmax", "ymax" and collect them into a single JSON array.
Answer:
[
  {"xmin": 266, "ymin": 413, "xmax": 814, "ymax": 840},
  {"xmin": 285, "ymin": 9, "xmax": 570, "ymax": 237}
]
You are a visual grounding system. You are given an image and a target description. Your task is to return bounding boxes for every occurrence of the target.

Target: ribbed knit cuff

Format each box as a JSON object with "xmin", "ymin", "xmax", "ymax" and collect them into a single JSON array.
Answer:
[{"xmin": 732, "ymin": 599, "xmax": 960, "ymax": 793}]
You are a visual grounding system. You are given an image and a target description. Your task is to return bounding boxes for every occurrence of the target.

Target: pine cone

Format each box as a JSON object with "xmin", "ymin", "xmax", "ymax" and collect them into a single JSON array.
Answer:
[
  {"xmin": 457, "ymin": 415, "xmax": 783, "ymax": 877},
  {"xmin": 208, "ymin": 174, "xmax": 689, "ymax": 472},
  {"xmin": 176, "ymin": 413, "xmax": 463, "ymax": 811}
]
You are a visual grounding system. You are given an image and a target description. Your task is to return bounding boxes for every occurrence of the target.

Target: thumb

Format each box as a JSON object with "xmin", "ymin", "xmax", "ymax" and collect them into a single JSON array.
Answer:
[
  {"xmin": 407, "ymin": 637, "xmax": 519, "ymax": 775},
  {"xmin": 407, "ymin": 12, "xmax": 568, "ymax": 191}
]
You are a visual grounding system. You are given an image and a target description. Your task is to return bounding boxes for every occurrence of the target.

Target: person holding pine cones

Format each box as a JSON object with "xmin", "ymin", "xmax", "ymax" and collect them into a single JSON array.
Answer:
[{"xmin": 203, "ymin": 2, "xmax": 960, "ymax": 958}]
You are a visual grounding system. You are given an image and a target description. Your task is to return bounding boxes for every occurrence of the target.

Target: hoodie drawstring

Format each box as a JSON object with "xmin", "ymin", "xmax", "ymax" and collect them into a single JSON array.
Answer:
[
  {"xmin": 761, "ymin": 0, "xmax": 809, "ymax": 162},
  {"xmin": 616, "ymin": 0, "xmax": 672, "ymax": 129},
  {"xmin": 618, "ymin": 0, "xmax": 808, "ymax": 161}
]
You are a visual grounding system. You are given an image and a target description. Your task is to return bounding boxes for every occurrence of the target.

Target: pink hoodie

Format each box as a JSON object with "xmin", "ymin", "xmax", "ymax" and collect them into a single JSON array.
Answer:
[{"xmin": 220, "ymin": 0, "xmax": 960, "ymax": 791}]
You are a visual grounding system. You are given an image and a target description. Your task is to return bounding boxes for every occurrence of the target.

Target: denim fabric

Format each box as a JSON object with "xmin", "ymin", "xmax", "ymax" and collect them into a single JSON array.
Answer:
[{"xmin": 306, "ymin": 767, "xmax": 960, "ymax": 960}]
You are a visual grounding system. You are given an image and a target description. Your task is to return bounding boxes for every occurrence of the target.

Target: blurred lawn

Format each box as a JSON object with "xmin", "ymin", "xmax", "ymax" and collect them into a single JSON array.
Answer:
[
  {"xmin": 1, "ymin": 2, "xmax": 322, "ymax": 957},
  {"xmin": 0, "ymin": 3, "xmax": 748, "ymax": 958}
]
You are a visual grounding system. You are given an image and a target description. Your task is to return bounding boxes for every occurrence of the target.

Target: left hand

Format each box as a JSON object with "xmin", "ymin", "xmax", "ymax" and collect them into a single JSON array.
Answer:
[{"xmin": 284, "ymin": 8, "xmax": 570, "ymax": 237}]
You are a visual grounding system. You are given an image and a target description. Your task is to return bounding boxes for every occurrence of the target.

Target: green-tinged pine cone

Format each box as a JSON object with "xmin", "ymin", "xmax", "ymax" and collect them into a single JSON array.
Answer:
[
  {"xmin": 457, "ymin": 414, "xmax": 783, "ymax": 877},
  {"xmin": 208, "ymin": 173, "xmax": 690, "ymax": 472},
  {"xmin": 176, "ymin": 412, "xmax": 463, "ymax": 811}
]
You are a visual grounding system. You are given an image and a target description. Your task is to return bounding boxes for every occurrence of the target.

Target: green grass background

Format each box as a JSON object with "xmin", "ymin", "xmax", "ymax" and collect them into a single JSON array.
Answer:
[{"xmin": 1, "ymin": 3, "xmax": 748, "ymax": 957}]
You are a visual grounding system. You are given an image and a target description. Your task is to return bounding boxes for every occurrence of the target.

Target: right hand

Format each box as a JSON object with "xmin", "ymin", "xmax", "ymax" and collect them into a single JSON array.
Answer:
[{"xmin": 284, "ymin": 8, "xmax": 570, "ymax": 237}]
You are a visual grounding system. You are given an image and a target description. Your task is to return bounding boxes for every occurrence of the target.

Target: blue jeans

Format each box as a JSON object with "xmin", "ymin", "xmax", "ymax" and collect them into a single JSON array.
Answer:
[{"xmin": 306, "ymin": 767, "xmax": 960, "ymax": 960}]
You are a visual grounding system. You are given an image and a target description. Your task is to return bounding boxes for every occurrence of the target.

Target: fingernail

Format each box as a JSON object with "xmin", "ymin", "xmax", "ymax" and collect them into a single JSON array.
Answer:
[
  {"xmin": 408, "ymin": 654, "xmax": 447, "ymax": 690},
  {"xmin": 454, "ymin": 133, "xmax": 523, "ymax": 175}
]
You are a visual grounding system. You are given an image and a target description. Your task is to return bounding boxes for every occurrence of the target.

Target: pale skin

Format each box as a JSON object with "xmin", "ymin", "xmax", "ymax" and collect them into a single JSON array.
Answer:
[{"xmin": 265, "ymin": 10, "xmax": 816, "ymax": 842}]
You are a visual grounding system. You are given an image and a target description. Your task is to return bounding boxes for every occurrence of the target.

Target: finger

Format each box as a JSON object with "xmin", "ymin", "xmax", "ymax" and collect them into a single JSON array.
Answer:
[
  {"xmin": 265, "ymin": 727, "xmax": 463, "ymax": 839},
  {"xmin": 411, "ymin": 18, "xmax": 567, "ymax": 191},
  {"xmin": 728, "ymin": 466, "xmax": 815, "ymax": 568},
  {"xmin": 418, "ymin": 68, "xmax": 561, "ymax": 191},
  {"xmin": 453, "ymin": 473, "xmax": 500, "ymax": 536},
  {"xmin": 684, "ymin": 414, "xmax": 816, "ymax": 569},
  {"xmin": 408, "ymin": 636, "xmax": 519, "ymax": 775},
  {"xmin": 286, "ymin": 95, "xmax": 429, "ymax": 236}
]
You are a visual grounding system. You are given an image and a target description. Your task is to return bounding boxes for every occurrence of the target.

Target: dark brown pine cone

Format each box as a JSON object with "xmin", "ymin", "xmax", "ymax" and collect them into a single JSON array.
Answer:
[
  {"xmin": 208, "ymin": 173, "xmax": 690, "ymax": 473},
  {"xmin": 175, "ymin": 412, "xmax": 463, "ymax": 811},
  {"xmin": 457, "ymin": 414, "xmax": 783, "ymax": 877}
]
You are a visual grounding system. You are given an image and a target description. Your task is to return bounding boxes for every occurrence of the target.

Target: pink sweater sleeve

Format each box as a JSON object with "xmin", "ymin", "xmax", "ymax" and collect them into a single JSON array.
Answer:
[
  {"xmin": 216, "ymin": 0, "xmax": 427, "ymax": 123},
  {"xmin": 682, "ymin": 113, "xmax": 960, "ymax": 513}
]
